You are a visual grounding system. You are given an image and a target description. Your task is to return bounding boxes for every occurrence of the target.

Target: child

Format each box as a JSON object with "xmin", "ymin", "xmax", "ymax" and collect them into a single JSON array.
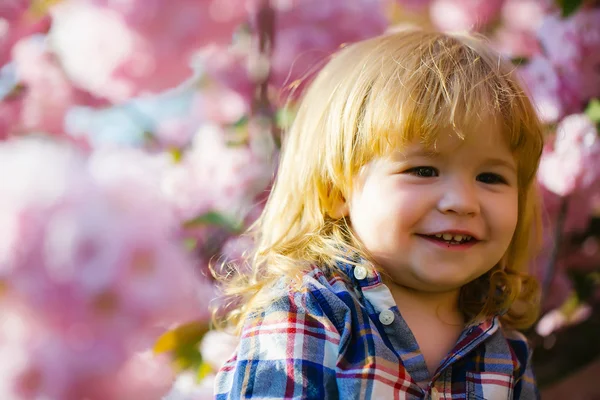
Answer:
[{"xmin": 214, "ymin": 29, "xmax": 544, "ymax": 399}]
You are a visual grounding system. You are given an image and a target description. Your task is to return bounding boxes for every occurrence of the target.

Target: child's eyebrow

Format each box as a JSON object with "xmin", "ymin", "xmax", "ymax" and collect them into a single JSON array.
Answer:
[
  {"xmin": 484, "ymin": 158, "xmax": 517, "ymax": 173},
  {"xmin": 396, "ymin": 148, "xmax": 441, "ymax": 159},
  {"xmin": 394, "ymin": 151, "xmax": 517, "ymax": 172}
]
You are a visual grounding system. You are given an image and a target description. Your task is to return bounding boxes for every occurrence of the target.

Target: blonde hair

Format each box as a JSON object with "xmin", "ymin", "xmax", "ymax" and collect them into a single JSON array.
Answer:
[{"xmin": 213, "ymin": 29, "xmax": 544, "ymax": 333}]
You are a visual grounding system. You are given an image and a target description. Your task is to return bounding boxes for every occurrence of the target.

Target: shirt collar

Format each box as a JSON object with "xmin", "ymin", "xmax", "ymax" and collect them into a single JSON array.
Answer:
[
  {"xmin": 335, "ymin": 255, "xmax": 500, "ymax": 324},
  {"xmin": 337, "ymin": 253, "xmax": 383, "ymax": 288}
]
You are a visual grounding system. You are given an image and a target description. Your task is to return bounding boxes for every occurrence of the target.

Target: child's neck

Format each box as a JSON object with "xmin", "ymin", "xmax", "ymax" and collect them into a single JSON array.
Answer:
[
  {"xmin": 383, "ymin": 277, "xmax": 465, "ymax": 378},
  {"xmin": 386, "ymin": 281, "xmax": 463, "ymax": 324}
]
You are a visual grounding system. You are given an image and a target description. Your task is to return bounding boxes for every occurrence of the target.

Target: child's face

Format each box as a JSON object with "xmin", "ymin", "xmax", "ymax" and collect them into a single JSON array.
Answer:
[{"xmin": 343, "ymin": 125, "xmax": 519, "ymax": 293}]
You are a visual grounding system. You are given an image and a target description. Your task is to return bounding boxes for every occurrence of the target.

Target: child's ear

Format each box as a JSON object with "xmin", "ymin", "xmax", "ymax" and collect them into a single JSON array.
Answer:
[{"xmin": 328, "ymin": 195, "xmax": 349, "ymax": 219}]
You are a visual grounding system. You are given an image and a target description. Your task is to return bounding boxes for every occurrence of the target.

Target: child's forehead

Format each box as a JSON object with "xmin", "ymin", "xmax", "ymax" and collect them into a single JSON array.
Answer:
[{"xmin": 383, "ymin": 120, "xmax": 513, "ymax": 158}]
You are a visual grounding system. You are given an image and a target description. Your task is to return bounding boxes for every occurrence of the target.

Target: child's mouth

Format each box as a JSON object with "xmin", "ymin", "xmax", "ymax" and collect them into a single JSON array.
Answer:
[{"xmin": 416, "ymin": 233, "xmax": 479, "ymax": 248}]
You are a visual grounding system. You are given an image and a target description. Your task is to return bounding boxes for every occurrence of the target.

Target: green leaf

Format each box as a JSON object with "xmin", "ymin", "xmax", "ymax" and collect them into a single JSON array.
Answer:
[
  {"xmin": 233, "ymin": 115, "xmax": 249, "ymax": 129},
  {"xmin": 169, "ymin": 147, "xmax": 183, "ymax": 163},
  {"xmin": 183, "ymin": 237, "xmax": 197, "ymax": 252},
  {"xmin": 197, "ymin": 362, "xmax": 213, "ymax": 381},
  {"xmin": 510, "ymin": 57, "xmax": 529, "ymax": 66},
  {"xmin": 154, "ymin": 321, "xmax": 209, "ymax": 354},
  {"xmin": 172, "ymin": 342, "xmax": 204, "ymax": 371},
  {"xmin": 275, "ymin": 107, "xmax": 296, "ymax": 130},
  {"xmin": 183, "ymin": 211, "xmax": 243, "ymax": 232},
  {"xmin": 154, "ymin": 321, "xmax": 210, "ymax": 371},
  {"xmin": 555, "ymin": 0, "xmax": 584, "ymax": 17},
  {"xmin": 585, "ymin": 98, "xmax": 600, "ymax": 125}
]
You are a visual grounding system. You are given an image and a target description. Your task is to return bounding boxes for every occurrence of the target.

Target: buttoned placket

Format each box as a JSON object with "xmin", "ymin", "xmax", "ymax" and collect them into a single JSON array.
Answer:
[
  {"xmin": 351, "ymin": 264, "xmax": 430, "ymax": 394},
  {"xmin": 350, "ymin": 263, "xmax": 500, "ymax": 397}
]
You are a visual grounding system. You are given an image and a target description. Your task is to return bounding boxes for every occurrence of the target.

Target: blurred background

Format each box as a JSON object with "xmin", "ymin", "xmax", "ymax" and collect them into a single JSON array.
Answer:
[{"xmin": 0, "ymin": 0, "xmax": 599, "ymax": 398}]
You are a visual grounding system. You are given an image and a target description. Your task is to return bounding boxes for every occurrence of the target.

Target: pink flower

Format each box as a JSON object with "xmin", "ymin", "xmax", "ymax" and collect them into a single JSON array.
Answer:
[
  {"xmin": 500, "ymin": 0, "xmax": 553, "ymax": 33},
  {"xmin": 0, "ymin": 137, "xmax": 213, "ymax": 398},
  {"xmin": 162, "ymin": 124, "xmax": 273, "ymax": 223},
  {"xmin": 190, "ymin": 78, "xmax": 251, "ymax": 126},
  {"xmin": 200, "ymin": 330, "xmax": 239, "ymax": 371},
  {"xmin": 536, "ymin": 302, "xmax": 593, "ymax": 337},
  {"xmin": 537, "ymin": 10, "xmax": 600, "ymax": 104},
  {"xmin": 80, "ymin": 351, "xmax": 176, "ymax": 399},
  {"xmin": 10, "ymin": 36, "xmax": 108, "ymax": 136},
  {"xmin": 201, "ymin": 44, "xmax": 256, "ymax": 107},
  {"xmin": 48, "ymin": 0, "xmax": 249, "ymax": 103},
  {"xmin": 270, "ymin": 0, "xmax": 389, "ymax": 96},
  {"xmin": 538, "ymin": 115, "xmax": 600, "ymax": 234},
  {"xmin": 0, "ymin": 4, "xmax": 51, "ymax": 68},
  {"xmin": 429, "ymin": 0, "xmax": 504, "ymax": 32},
  {"xmin": 492, "ymin": 28, "xmax": 541, "ymax": 59},
  {"xmin": 518, "ymin": 56, "xmax": 580, "ymax": 123},
  {"xmin": 163, "ymin": 371, "xmax": 215, "ymax": 400},
  {"xmin": 204, "ymin": 0, "xmax": 389, "ymax": 103},
  {"xmin": 0, "ymin": 87, "xmax": 23, "ymax": 140},
  {"xmin": 538, "ymin": 114, "xmax": 600, "ymax": 196},
  {"xmin": 395, "ymin": 0, "xmax": 433, "ymax": 11},
  {"xmin": 0, "ymin": 300, "xmax": 70, "ymax": 399},
  {"xmin": 0, "ymin": 0, "xmax": 29, "ymax": 21}
]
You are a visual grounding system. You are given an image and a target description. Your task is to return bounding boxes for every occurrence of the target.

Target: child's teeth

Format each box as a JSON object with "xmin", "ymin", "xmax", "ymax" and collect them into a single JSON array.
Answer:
[{"xmin": 430, "ymin": 233, "xmax": 473, "ymax": 242}]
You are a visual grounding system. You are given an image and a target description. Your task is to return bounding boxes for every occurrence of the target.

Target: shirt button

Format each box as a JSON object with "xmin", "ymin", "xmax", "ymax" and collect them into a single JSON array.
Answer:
[
  {"xmin": 379, "ymin": 309, "xmax": 395, "ymax": 325},
  {"xmin": 353, "ymin": 266, "xmax": 368, "ymax": 280}
]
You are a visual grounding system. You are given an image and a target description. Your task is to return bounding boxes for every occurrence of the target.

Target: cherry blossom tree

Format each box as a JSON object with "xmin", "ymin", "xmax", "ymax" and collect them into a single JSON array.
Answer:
[{"xmin": 0, "ymin": 0, "xmax": 599, "ymax": 398}]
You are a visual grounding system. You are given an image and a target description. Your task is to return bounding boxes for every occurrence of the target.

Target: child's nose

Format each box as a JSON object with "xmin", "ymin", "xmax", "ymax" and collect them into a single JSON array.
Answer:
[{"xmin": 437, "ymin": 179, "xmax": 480, "ymax": 216}]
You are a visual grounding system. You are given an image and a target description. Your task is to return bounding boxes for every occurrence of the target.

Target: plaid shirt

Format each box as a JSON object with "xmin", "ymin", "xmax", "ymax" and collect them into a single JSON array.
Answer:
[{"xmin": 215, "ymin": 261, "xmax": 539, "ymax": 399}]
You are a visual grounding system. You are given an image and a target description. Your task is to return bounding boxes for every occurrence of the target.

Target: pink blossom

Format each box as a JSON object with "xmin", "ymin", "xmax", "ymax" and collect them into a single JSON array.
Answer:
[
  {"xmin": 48, "ymin": 0, "xmax": 249, "ymax": 103},
  {"xmin": 163, "ymin": 372, "xmax": 215, "ymax": 400},
  {"xmin": 78, "ymin": 351, "xmax": 175, "ymax": 400},
  {"xmin": 492, "ymin": 28, "xmax": 541, "ymax": 59},
  {"xmin": 0, "ymin": 300, "xmax": 70, "ymax": 399},
  {"xmin": 518, "ymin": 56, "xmax": 577, "ymax": 123},
  {"xmin": 152, "ymin": 118, "xmax": 199, "ymax": 150},
  {"xmin": 541, "ymin": 185, "xmax": 600, "ymax": 235},
  {"xmin": 0, "ymin": 87, "xmax": 23, "ymax": 140},
  {"xmin": 204, "ymin": 0, "xmax": 390, "ymax": 102},
  {"xmin": 162, "ymin": 124, "xmax": 273, "ymax": 223},
  {"xmin": 0, "ymin": 298, "xmax": 175, "ymax": 399},
  {"xmin": 429, "ymin": 0, "xmax": 504, "ymax": 32},
  {"xmin": 269, "ymin": 0, "xmax": 389, "ymax": 96},
  {"xmin": 200, "ymin": 330, "xmax": 239, "ymax": 371},
  {"xmin": 536, "ymin": 302, "xmax": 593, "ymax": 337},
  {"xmin": 537, "ymin": 10, "xmax": 600, "ymax": 104},
  {"xmin": 500, "ymin": 0, "xmax": 553, "ymax": 33},
  {"xmin": 0, "ymin": 0, "xmax": 29, "ymax": 21},
  {"xmin": 190, "ymin": 79, "xmax": 251, "ymax": 126},
  {"xmin": 537, "ymin": 115, "xmax": 600, "ymax": 234},
  {"xmin": 538, "ymin": 114, "xmax": 600, "ymax": 196},
  {"xmin": 0, "ymin": 4, "xmax": 51, "ymax": 68},
  {"xmin": 220, "ymin": 235, "xmax": 255, "ymax": 266},
  {"xmin": 10, "ymin": 36, "xmax": 108, "ymax": 136},
  {"xmin": 0, "ymin": 137, "xmax": 213, "ymax": 398},
  {"xmin": 395, "ymin": 0, "xmax": 433, "ymax": 11},
  {"xmin": 201, "ymin": 44, "xmax": 256, "ymax": 107}
]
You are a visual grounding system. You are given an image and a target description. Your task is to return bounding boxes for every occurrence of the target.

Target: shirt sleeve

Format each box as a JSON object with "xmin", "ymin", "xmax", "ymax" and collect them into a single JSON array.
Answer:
[
  {"xmin": 505, "ymin": 331, "xmax": 540, "ymax": 400},
  {"xmin": 214, "ymin": 288, "xmax": 343, "ymax": 399}
]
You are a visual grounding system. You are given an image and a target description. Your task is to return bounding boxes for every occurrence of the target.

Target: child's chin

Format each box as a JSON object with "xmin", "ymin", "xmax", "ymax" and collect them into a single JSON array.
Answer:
[{"xmin": 411, "ymin": 271, "xmax": 472, "ymax": 292}]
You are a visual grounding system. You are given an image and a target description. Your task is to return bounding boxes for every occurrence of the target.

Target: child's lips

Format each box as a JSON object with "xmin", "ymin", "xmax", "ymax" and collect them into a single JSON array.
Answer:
[
  {"xmin": 415, "ymin": 233, "xmax": 481, "ymax": 250},
  {"xmin": 420, "ymin": 230, "xmax": 481, "ymax": 241}
]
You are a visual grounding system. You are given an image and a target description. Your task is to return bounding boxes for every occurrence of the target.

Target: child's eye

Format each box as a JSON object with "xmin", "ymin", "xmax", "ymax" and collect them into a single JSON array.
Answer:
[
  {"xmin": 407, "ymin": 166, "xmax": 438, "ymax": 177},
  {"xmin": 477, "ymin": 173, "xmax": 506, "ymax": 184}
]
